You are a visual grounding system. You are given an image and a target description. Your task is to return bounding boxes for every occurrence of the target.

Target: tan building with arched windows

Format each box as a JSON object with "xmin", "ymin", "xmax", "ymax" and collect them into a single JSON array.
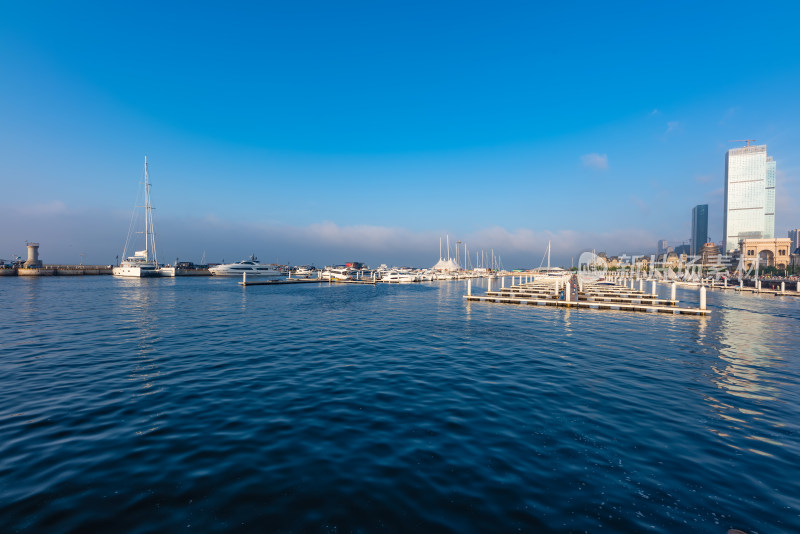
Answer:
[{"xmin": 739, "ymin": 238, "xmax": 792, "ymax": 269}]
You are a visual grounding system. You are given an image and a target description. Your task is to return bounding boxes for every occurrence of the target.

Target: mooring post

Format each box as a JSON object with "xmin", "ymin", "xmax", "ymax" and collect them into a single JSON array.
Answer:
[
  {"xmin": 700, "ymin": 285, "xmax": 707, "ymax": 310},
  {"xmin": 501, "ymin": 277, "xmax": 505, "ymax": 289},
  {"xmin": 565, "ymin": 280, "xmax": 571, "ymax": 302},
  {"xmin": 243, "ymin": 271, "xmax": 247, "ymax": 285},
  {"xmin": 740, "ymin": 279, "xmax": 743, "ymax": 290},
  {"xmin": 467, "ymin": 278, "xmax": 472, "ymax": 296},
  {"xmin": 781, "ymin": 281, "xmax": 785, "ymax": 294},
  {"xmin": 651, "ymin": 279, "xmax": 656, "ymax": 297},
  {"xmin": 487, "ymin": 277, "xmax": 492, "ymax": 293},
  {"xmin": 638, "ymin": 279, "xmax": 643, "ymax": 293},
  {"xmin": 724, "ymin": 277, "xmax": 727, "ymax": 287},
  {"xmin": 671, "ymin": 282, "xmax": 676, "ymax": 302}
]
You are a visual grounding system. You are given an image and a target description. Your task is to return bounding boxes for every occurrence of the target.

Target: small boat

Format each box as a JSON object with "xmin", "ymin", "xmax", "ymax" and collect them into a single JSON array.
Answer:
[
  {"xmin": 113, "ymin": 157, "xmax": 162, "ymax": 278},
  {"xmin": 209, "ymin": 255, "xmax": 284, "ymax": 277}
]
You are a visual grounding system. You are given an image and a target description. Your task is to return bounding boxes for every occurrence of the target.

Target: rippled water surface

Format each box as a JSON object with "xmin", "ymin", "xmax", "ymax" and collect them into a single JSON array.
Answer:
[{"xmin": 1, "ymin": 277, "xmax": 799, "ymax": 532}]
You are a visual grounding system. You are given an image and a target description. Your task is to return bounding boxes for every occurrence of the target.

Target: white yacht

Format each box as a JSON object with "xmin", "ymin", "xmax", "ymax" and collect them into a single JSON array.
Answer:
[
  {"xmin": 209, "ymin": 255, "xmax": 284, "ymax": 277},
  {"xmin": 113, "ymin": 157, "xmax": 162, "ymax": 278},
  {"xmin": 320, "ymin": 267, "xmax": 355, "ymax": 281},
  {"xmin": 380, "ymin": 270, "xmax": 418, "ymax": 283},
  {"xmin": 289, "ymin": 267, "xmax": 315, "ymax": 279}
]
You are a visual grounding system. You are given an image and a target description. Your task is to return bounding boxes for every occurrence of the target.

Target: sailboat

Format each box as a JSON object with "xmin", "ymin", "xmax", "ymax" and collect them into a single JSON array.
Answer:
[{"xmin": 113, "ymin": 157, "xmax": 161, "ymax": 278}]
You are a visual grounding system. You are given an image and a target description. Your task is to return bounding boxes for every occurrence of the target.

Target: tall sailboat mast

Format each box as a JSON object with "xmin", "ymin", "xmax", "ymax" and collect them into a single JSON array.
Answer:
[
  {"xmin": 143, "ymin": 156, "xmax": 157, "ymax": 265},
  {"xmin": 547, "ymin": 240, "xmax": 551, "ymax": 271},
  {"xmin": 144, "ymin": 156, "xmax": 149, "ymax": 262}
]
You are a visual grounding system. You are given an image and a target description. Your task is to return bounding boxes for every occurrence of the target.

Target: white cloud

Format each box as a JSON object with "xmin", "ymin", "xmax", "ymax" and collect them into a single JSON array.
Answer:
[
  {"xmin": 580, "ymin": 153, "xmax": 608, "ymax": 170},
  {"xmin": 665, "ymin": 121, "xmax": 679, "ymax": 134}
]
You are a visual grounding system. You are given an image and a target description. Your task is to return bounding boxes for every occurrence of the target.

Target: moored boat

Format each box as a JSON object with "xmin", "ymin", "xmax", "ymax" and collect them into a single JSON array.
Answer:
[
  {"xmin": 113, "ymin": 157, "xmax": 163, "ymax": 278},
  {"xmin": 209, "ymin": 256, "xmax": 284, "ymax": 277}
]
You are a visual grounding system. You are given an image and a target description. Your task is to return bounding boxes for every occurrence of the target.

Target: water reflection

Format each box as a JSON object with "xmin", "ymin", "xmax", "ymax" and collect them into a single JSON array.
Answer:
[
  {"xmin": 117, "ymin": 279, "xmax": 164, "ymax": 435},
  {"xmin": 715, "ymin": 303, "xmax": 782, "ymax": 402},
  {"xmin": 703, "ymin": 292, "xmax": 793, "ymax": 455}
]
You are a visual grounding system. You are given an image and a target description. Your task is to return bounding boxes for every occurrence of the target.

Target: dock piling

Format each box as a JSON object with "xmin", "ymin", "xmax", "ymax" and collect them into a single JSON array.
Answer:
[
  {"xmin": 467, "ymin": 278, "xmax": 472, "ymax": 296},
  {"xmin": 671, "ymin": 282, "xmax": 676, "ymax": 302},
  {"xmin": 700, "ymin": 285, "xmax": 707, "ymax": 310}
]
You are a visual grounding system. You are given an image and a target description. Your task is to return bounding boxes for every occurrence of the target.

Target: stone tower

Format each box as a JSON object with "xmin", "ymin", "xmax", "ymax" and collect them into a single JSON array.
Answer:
[{"xmin": 24, "ymin": 242, "xmax": 42, "ymax": 268}]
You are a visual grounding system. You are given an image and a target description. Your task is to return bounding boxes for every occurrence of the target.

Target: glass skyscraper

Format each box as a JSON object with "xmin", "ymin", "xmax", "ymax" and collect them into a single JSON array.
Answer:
[
  {"xmin": 722, "ymin": 144, "xmax": 776, "ymax": 254},
  {"xmin": 691, "ymin": 204, "xmax": 708, "ymax": 256}
]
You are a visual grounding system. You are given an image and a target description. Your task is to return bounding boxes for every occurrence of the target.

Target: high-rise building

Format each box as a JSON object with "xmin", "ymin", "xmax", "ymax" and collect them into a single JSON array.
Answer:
[
  {"xmin": 789, "ymin": 229, "xmax": 800, "ymax": 252},
  {"xmin": 691, "ymin": 204, "xmax": 708, "ymax": 256},
  {"xmin": 657, "ymin": 239, "xmax": 669, "ymax": 255},
  {"xmin": 723, "ymin": 144, "xmax": 776, "ymax": 254}
]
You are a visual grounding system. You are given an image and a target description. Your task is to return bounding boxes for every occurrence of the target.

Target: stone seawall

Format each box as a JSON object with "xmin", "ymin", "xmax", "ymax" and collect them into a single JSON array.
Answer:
[{"xmin": 0, "ymin": 265, "xmax": 114, "ymax": 276}]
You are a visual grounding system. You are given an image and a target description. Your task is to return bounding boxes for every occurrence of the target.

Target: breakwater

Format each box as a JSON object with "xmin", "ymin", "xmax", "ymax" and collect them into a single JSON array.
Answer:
[
  {"xmin": 0, "ymin": 265, "xmax": 212, "ymax": 276},
  {"xmin": 2, "ymin": 265, "xmax": 113, "ymax": 276}
]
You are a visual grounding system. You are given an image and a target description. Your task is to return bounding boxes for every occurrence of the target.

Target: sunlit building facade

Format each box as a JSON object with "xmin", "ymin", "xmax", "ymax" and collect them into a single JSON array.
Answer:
[{"xmin": 723, "ymin": 144, "xmax": 776, "ymax": 254}]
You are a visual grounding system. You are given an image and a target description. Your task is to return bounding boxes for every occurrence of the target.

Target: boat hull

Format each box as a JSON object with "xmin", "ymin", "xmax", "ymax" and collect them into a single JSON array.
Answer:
[
  {"xmin": 209, "ymin": 270, "xmax": 284, "ymax": 277},
  {"xmin": 113, "ymin": 266, "xmax": 160, "ymax": 278}
]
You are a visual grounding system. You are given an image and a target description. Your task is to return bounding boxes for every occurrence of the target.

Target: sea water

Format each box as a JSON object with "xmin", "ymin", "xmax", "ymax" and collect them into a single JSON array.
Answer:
[{"xmin": 1, "ymin": 277, "xmax": 799, "ymax": 532}]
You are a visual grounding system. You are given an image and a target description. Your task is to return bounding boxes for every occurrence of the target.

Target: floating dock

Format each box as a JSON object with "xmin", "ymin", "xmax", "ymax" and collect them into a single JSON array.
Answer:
[
  {"xmin": 465, "ymin": 277, "xmax": 710, "ymax": 316},
  {"xmin": 657, "ymin": 279, "xmax": 800, "ymax": 298},
  {"xmin": 238, "ymin": 277, "xmax": 377, "ymax": 286}
]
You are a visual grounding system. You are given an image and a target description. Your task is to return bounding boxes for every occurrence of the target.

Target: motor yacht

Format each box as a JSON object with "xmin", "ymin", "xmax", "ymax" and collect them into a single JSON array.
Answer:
[
  {"xmin": 320, "ymin": 267, "xmax": 355, "ymax": 281},
  {"xmin": 209, "ymin": 256, "xmax": 284, "ymax": 277}
]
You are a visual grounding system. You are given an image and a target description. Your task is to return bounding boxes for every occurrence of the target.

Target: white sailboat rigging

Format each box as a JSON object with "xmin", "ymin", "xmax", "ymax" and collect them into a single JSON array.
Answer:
[{"xmin": 113, "ymin": 157, "xmax": 161, "ymax": 278}]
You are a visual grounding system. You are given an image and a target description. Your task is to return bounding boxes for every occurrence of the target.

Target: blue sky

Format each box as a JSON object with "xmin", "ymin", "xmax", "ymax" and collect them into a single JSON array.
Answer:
[{"xmin": 2, "ymin": 1, "xmax": 799, "ymax": 267}]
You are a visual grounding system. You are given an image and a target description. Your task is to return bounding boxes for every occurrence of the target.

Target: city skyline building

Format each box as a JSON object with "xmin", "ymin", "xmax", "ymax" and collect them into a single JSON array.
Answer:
[
  {"xmin": 691, "ymin": 204, "xmax": 708, "ymax": 256},
  {"xmin": 657, "ymin": 239, "xmax": 669, "ymax": 255},
  {"xmin": 722, "ymin": 144, "xmax": 776, "ymax": 254},
  {"xmin": 674, "ymin": 244, "xmax": 690, "ymax": 256},
  {"xmin": 789, "ymin": 229, "xmax": 800, "ymax": 252}
]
